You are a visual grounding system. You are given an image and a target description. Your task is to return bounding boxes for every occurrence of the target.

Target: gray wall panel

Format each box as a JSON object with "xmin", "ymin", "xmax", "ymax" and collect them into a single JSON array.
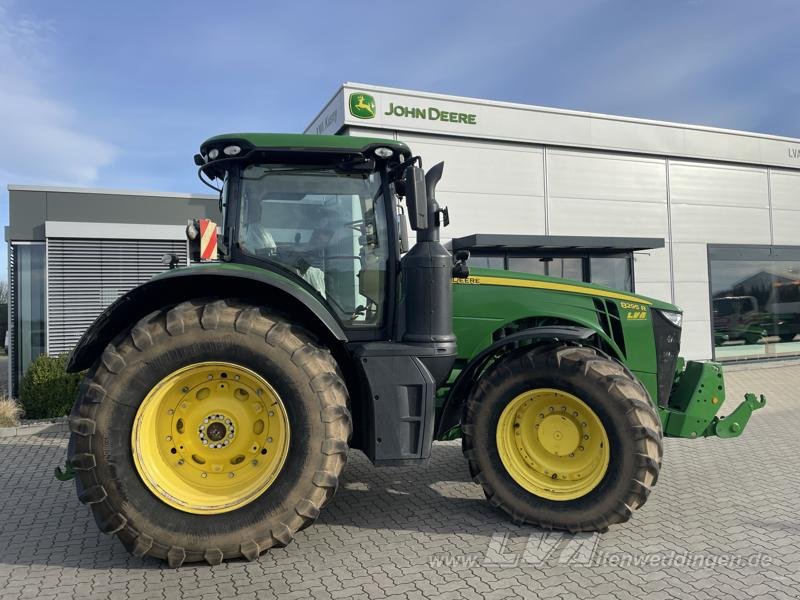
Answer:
[
  {"xmin": 547, "ymin": 149, "xmax": 667, "ymax": 203},
  {"xmin": 669, "ymin": 162, "xmax": 769, "ymax": 208},
  {"xmin": 399, "ymin": 133, "xmax": 544, "ymax": 196},
  {"xmin": 8, "ymin": 191, "xmax": 47, "ymax": 240},
  {"xmin": 45, "ymin": 192, "xmax": 220, "ymax": 225},
  {"xmin": 770, "ymin": 170, "xmax": 800, "ymax": 210}
]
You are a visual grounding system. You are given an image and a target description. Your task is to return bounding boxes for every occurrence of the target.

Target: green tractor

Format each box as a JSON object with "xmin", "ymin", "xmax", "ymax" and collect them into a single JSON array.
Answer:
[{"xmin": 64, "ymin": 133, "xmax": 765, "ymax": 566}]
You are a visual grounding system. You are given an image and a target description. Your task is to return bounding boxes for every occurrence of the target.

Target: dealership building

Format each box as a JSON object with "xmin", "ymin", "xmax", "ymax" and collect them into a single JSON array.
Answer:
[{"xmin": 7, "ymin": 82, "xmax": 800, "ymax": 393}]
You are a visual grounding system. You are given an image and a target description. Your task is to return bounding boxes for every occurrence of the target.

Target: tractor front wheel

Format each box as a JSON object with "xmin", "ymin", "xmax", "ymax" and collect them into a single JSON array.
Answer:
[
  {"xmin": 462, "ymin": 343, "xmax": 662, "ymax": 532},
  {"xmin": 68, "ymin": 299, "xmax": 351, "ymax": 566}
]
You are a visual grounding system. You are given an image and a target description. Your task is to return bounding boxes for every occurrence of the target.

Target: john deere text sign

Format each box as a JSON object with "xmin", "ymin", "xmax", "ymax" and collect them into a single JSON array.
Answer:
[
  {"xmin": 348, "ymin": 91, "xmax": 478, "ymax": 126},
  {"xmin": 384, "ymin": 101, "xmax": 477, "ymax": 125},
  {"xmin": 349, "ymin": 93, "xmax": 376, "ymax": 119}
]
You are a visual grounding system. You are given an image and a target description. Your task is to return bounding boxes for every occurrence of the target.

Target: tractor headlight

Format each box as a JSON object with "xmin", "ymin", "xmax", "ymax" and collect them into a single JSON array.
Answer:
[
  {"xmin": 208, "ymin": 148, "xmax": 220, "ymax": 160},
  {"xmin": 223, "ymin": 145, "xmax": 241, "ymax": 156},
  {"xmin": 374, "ymin": 147, "xmax": 394, "ymax": 158},
  {"xmin": 657, "ymin": 310, "xmax": 683, "ymax": 328},
  {"xmin": 652, "ymin": 309, "xmax": 682, "ymax": 408}
]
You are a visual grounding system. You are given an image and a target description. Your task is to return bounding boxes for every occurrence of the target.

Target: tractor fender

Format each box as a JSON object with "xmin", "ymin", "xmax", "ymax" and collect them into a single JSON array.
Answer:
[
  {"xmin": 67, "ymin": 264, "xmax": 347, "ymax": 373},
  {"xmin": 435, "ymin": 325, "xmax": 596, "ymax": 439}
]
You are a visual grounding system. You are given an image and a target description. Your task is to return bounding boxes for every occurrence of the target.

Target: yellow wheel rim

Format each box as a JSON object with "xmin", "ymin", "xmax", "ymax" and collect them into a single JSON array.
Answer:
[
  {"xmin": 132, "ymin": 362, "xmax": 290, "ymax": 514},
  {"xmin": 496, "ymin": 388, "xmax": 610, "ymax": 501}
]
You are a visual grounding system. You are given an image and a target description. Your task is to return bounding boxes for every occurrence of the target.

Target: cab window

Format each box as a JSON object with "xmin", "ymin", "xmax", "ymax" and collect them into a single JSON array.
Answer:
[{"xmin": 237, "ymin": 166, "xmax": 389, "ymax": 326}]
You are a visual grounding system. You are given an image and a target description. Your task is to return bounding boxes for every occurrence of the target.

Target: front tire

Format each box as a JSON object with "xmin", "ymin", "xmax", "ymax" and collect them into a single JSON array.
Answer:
[
  {"xmin": 68, "ymin": 299, "xmax": 351, "ymax": 566},
  {"xmin": 462, "ymin": 343, "xmax": 662, "ymax": 532}
]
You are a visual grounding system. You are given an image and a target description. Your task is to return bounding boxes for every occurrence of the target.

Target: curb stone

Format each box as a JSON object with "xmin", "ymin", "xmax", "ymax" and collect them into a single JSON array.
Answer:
[{"xmin": 0, "ymin": 417, "xmax": 69, "ymax": 438}]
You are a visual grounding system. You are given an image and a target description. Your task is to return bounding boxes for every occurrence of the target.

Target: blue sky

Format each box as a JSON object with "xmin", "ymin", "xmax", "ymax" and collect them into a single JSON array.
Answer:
[{"xmin": 1, "ymin": 0, "xmax": 799, "ymax": 279}]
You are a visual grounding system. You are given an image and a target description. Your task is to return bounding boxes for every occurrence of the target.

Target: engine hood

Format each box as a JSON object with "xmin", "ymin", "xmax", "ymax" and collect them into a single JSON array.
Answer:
[{"xmin": 462, "ymin": 267, "xmax": 681, "ymax": 313}]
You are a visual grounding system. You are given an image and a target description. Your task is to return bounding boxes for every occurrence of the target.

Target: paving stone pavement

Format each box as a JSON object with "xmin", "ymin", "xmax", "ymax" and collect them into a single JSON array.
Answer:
[{"xmin": 1, "ymin": 363, "xmax": 799, "ymax": 600}]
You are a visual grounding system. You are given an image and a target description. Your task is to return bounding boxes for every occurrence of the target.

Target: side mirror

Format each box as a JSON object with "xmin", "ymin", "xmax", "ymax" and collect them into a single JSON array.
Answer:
[
  {"xmin": 403, "ymin": 165, "xmax": 428, "ymax": 231},
  {"xmin": 397, "ymin": 208, "xmax": 410, "ymax": 254}
]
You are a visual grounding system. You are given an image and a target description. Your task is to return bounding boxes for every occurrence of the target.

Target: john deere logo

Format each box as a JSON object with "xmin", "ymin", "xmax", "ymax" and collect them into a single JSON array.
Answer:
[{"xmin": 349, "ymin": 93, "xmax": 376, "ymax": 119}]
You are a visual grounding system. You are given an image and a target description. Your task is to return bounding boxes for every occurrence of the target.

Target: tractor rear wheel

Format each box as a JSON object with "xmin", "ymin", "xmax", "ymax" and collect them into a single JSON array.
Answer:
[
  {"xmin": 68, "ymin": 299, "xmax": 351, "ymax": 566},
  {"xmin": 462, "ymin": 343, "xmax": 662, "ymax": 532}
]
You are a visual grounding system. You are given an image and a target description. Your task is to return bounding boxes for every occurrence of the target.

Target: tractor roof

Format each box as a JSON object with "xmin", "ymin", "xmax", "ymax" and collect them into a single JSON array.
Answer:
[{"xmin": 200, "ymin": 133, "xmax": 411, "ymax": 159}]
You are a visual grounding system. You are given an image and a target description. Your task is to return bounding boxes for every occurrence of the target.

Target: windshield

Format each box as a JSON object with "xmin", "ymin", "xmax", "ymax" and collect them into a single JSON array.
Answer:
[{"xmin": 237, "ymin": 165, "xmax": 389, "ymax": 326}]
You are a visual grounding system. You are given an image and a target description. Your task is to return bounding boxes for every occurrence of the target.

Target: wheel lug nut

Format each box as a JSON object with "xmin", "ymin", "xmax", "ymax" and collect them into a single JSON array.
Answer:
[
  {"xmin": 181, "ymin": 386, "xmax": 189, "ymax": 393},
  {"xmin": 177, "ymin": 459, "xmax": 184, "ymax": 465},
  {"xmin": 267, "ymin": 437, "xmax": 273, "ymax": 443},
  {"xmin": 251, "ymin": 460, "xmax": 258, "ymax": 466},
  {"xmin": 201, "ymin": 472, "xmax": 207, "ymax": 478},
  {"xmin": 165, "ymin": 435, "xmax": 172, "ymax": 441},
  {"xmin": 268, "ymin": 411, "xmax": 275, "ymax": 417},
  {"xmin": 228, "ymin": 472, "xmax": 235, "ymax": 478},
  {"xmin": 167, "ymin": 409, "xmax": 175, "ymax": 415}
]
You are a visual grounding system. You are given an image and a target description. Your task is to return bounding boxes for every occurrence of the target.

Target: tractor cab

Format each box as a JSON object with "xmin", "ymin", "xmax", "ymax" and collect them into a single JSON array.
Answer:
[{"xmin": 196, "ymin": 134, "xmax": 414, "ymax": 330}]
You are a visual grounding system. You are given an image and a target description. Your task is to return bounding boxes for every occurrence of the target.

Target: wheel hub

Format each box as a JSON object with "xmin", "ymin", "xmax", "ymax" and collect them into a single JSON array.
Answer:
[
  {"xmin": 132, "ymin": 362, "xmax": 291, "ymax": 515},
  {"xmin": 199, "ymin": 414, "xmax": 234, "ymax": 448},
  {"xmin": 538, "ymin": 414, "xmax": 580, "ymax": 456},
  {"xmin": 205, "ymin": 420, "xmax": 227, "ymax": 442},
  {"xmin": 497, "ymin": 388, "xmax": 610, "ymax": 501}
]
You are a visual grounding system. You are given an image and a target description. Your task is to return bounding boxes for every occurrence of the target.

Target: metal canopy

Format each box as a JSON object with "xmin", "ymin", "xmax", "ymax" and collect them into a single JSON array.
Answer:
[{"xmin": 452, "ymin": 234, "xmax": 665, "ymax": 254}]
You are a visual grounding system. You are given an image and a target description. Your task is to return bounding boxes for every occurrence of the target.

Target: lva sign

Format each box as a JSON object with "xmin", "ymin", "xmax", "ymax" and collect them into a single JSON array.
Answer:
[{"xmin": 789, "ymin": 147, "xmax": 800, "ymax": 159}]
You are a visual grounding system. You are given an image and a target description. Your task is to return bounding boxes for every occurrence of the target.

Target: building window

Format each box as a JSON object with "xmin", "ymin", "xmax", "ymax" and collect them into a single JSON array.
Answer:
[
  {"xmin": 468, "ymin": 255, "xmax": 505, "ymax": 270},
  {"xmin": 709, "ymin": 245, "xmax": 800, "ymax": 361},
  {"xmin": 10, "ymin": 243, "xmax": 46, "ymax": 391},
  {"xmin": 590, "ymin": 256, "xmax": 632, "ymax": 291},
  {"xmin": 471, "ymin": 251, "xmax": 634, "ymax": 292},
  {"xmin": 507, "ymin": 256, "xmax": 546, "ymax": 276},
  {"xmin": 549, "ymin": 257, "xmax": 584, "ymax": 281}
]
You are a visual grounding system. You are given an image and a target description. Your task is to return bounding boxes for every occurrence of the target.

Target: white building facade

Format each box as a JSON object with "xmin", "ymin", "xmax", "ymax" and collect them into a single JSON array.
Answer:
[{"xmin": 307, "ymin": 83, "xmax": 800, "ymax": 361}]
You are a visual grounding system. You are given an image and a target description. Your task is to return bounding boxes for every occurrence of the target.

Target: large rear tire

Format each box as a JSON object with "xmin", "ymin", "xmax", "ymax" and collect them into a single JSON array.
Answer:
[
  {"xmin": 68, "ymin": 299, "xmax": 351, "ymax": 566},
  {"xmin": 462, "ymin": 343, "xmax": 662, "ymax": 532}
]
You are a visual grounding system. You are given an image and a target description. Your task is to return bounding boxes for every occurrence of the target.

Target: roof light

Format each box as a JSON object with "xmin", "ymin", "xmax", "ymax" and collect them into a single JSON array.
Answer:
[
  {"xmin": 208, "ymin": 148, "xmax": 219, "ymax": 160},
  {"xmin": 374, "ymin": 147, "xmax": 394, "ymax": 158},
  {"xmin": 223, "ymin": 145, "xmax": 241, "ymax": 156}
]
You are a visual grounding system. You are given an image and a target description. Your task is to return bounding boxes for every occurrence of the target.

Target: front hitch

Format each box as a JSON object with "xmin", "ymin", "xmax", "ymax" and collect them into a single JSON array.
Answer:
[
  {"xmin": 705, "ymin": 393, "xmax": 767, "ymax": 438},
  {"xmin": 661, "ymin": 361, "xmax": 766, "ymax": 439}
]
